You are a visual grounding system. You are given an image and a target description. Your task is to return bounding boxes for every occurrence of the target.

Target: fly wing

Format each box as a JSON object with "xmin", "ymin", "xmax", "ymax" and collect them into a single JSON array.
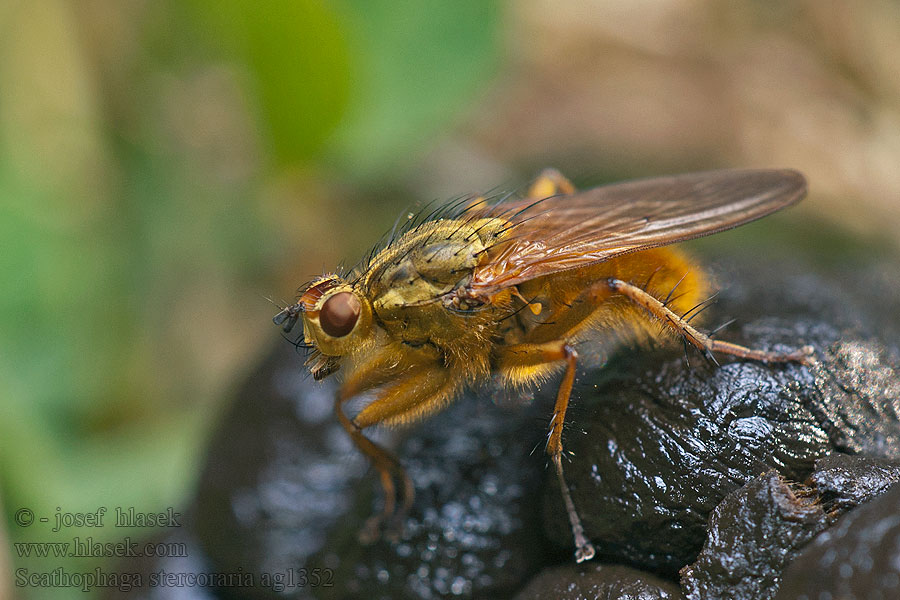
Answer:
[{"xmin": 467, "ymin": 169, "xmax": 807, "ymax": 296}]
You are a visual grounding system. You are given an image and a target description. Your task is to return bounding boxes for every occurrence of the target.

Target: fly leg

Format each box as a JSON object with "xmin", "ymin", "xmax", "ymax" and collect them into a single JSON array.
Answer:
[
  {"xmin": 335, "ymin": 395, "xmax": 410, "ymax": 542},
  {"xmin": 605, "ymin": 278, "xmax": 814, "ymax": 364},
  {"xmin": 547, "ymin": 344, "xmax": 596, "ymax": 563},
  {"xmin": 496, "ymin": 341, "xmax": 596, "ymax": 562},
  {"xmin": 333, "ymin": 351, "xmax": 421, "ymax": 541},
  {"xmin": 527, "ymin": 168, "xmax": 576, "ymax": 199},
  {"xmin": 336, "ymin": 363, "xmax": 459, "ymax": 541}
]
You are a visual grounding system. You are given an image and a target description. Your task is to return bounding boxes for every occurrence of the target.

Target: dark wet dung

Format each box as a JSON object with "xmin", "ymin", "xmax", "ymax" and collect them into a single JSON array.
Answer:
[{"xmin": 775, "ymin": 482, "xmax": 900, "ymax": 600}]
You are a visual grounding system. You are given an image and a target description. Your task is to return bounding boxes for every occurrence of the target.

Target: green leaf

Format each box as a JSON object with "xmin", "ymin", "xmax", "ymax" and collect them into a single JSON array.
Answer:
[
  {"xmin": 326, "ymin": 0, "xmax": 502, "ymax": 177},
  {"xmin": 193, "ymin": 0, "xmax": 353, "ymax": 165}
]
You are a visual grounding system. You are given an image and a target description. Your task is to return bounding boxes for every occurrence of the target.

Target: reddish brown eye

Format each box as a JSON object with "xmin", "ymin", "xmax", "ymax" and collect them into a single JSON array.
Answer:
[{"xmin": 320, "ymin": 292, "xmax": 361, "ymax": 337}]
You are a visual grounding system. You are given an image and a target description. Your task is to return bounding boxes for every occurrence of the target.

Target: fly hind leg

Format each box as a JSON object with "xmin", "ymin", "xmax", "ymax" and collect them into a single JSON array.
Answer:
[
  {"xmin": 605, "ymin": 278, "xmax": 814, "ymax": 364},
  {"xmin": 496, "ymin": 340, "xmax": 596, "ymax": 562}
]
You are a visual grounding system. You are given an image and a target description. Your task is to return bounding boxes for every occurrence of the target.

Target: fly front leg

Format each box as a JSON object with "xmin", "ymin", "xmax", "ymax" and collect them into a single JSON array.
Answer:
[
  {"xmin": 339, "ymin": 342, "xmax": 438, "ymax": 401},
  {"xmin": 605, "ymin": 278, "xmax": 814, "ymax": 364},
  {"xmin": 336, "ymin": 363, "xmax": 459, "ymax": 541},
  {"xmin": 335, "ymin": 394, "xmax": 410, "ymax": 542},
  {"xmin": 496, "ymin": 341, "xmax": 596, "ymax": 563}
]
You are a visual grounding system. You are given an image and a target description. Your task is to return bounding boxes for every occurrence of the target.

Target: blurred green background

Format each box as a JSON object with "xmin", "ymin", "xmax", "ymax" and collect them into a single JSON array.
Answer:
[{"xmin": 2, "ymin": 1, "xmax": 899, "ymax": 597}]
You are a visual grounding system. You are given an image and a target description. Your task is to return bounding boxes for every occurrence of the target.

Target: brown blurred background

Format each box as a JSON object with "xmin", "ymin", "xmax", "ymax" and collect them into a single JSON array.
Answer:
[{"xmin": 2, "ymin": 1, "xmax": 899, "ymax": 596}]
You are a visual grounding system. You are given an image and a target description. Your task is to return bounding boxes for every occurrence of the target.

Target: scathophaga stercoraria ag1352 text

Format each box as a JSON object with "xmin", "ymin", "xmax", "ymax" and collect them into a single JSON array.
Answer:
[{"xmin": 274, "ymin": 168, "xmax": 812, "ymax": 562}]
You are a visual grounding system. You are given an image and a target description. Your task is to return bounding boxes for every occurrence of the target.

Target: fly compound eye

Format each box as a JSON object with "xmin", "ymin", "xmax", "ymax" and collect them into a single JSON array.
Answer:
[{"xmin": 320, "ymin": 292, "xmax": 361, "ymax": 337}]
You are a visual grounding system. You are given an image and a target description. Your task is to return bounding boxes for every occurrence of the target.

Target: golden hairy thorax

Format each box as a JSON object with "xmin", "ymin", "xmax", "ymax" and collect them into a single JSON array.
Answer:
[
  {"xmin": 355, "ymin": 218, "xmax": 512, "ymax": 378},
  {"xmin": 365, "ymin": 222, "xmax": 490, "ymax": 330}
]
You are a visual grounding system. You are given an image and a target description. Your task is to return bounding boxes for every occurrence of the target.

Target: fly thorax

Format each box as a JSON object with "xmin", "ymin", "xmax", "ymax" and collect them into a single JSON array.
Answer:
[{"xmin": 371, "ymin": 224, "xmax": 486, "ymax": 326}]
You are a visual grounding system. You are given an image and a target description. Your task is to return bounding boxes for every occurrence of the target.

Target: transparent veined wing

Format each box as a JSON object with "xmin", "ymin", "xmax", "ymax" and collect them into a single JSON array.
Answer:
[{"xmin": 466, "ymin": 169, "xmax": 807, "ymax": 297}]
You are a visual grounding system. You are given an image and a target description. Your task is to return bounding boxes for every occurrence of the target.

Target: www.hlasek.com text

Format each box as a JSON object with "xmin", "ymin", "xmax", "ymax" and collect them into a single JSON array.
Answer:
[{"xmin": 15, "ymin": 537, "xmax": 186, "ymax": 559}]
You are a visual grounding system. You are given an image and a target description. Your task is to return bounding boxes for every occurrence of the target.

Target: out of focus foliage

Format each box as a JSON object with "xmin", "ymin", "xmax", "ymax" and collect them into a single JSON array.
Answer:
[{"xmin": 0, "ymin": 0, "xmax": 500, "ymax": 593}]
